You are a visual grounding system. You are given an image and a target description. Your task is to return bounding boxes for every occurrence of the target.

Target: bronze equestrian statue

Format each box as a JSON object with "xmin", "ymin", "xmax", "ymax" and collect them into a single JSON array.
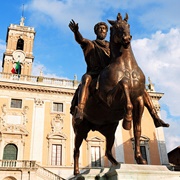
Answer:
[
  {"xmin": 69, "ymin": 20, "xmax": 110, "ymax": 124},
  {"xmin": 69, "ymin": 13, "xmax": 169, "ymax": 175}
]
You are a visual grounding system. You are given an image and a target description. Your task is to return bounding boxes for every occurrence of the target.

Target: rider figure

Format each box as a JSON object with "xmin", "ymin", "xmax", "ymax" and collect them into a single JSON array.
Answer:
[
  {"xmin": 69, "ymin": 20, "xmax": 110, "ymax": 124},
  {"xmin": 69, "ymin": 19, "xmax": 169, "ymax": 128}
]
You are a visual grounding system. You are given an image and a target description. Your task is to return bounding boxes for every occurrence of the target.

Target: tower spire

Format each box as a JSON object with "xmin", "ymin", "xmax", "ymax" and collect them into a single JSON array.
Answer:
[{"xmin": 20, "ymin": 4, "xmax": 25, "ymax": 26}]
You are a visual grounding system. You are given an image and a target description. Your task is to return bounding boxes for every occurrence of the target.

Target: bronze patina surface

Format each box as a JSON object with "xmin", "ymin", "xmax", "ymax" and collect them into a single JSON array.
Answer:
[{"xmin": 69, "ymin": 13, "xmax": 169, "ymax": 175}]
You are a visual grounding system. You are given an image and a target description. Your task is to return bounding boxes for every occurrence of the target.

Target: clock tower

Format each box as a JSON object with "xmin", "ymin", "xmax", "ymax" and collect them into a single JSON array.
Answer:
[{"xmin": 2, "ymin": 16, "xmax": 36, "ymax": 76}]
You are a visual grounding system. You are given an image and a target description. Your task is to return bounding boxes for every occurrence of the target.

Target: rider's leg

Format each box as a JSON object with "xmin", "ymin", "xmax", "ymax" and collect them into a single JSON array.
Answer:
[
  {"xmin": 74, "ymin": 74, "xmax": 92, "ymax": 123},
  {"xmin": 70, "ymin": 85, "xmax": 80, "ymax": 115},
  {"xmin": 143, "ymin": 90, "xmax": 169, "ymax": 127}
]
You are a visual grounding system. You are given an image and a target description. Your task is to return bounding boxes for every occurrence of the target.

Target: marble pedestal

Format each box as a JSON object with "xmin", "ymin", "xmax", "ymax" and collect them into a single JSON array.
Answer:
[{"xmin": 69, "ymin": 164, "xmax": 180, "ymax": 180}]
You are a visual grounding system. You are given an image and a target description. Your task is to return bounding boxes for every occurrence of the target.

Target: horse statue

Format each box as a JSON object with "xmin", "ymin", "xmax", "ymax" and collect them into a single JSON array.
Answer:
[{"xmin": 72, "ymin": 13, "xmax": 167, "ymax": 175}]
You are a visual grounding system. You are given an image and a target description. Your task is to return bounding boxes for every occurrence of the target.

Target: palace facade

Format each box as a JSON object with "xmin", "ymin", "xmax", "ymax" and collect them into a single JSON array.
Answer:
[{"xmin": 0, "ymin": 17, "xmax": 169, "ymax": 180}]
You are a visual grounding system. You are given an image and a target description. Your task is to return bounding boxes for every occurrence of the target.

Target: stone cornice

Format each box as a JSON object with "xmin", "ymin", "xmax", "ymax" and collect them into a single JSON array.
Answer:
[
  {"xmin": 0, "ymin": 82, "xmax": 75, "ymax": 95},
  {"xmin": 148, "ymin": 91, "xmax": 164, "ymax": 100}
]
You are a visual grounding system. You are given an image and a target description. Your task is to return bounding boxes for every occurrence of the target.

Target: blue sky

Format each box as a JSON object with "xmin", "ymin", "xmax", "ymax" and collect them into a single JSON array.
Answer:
[{"xmin": 0, "ymin": 0, "xmax": 180, "ymax": 153}]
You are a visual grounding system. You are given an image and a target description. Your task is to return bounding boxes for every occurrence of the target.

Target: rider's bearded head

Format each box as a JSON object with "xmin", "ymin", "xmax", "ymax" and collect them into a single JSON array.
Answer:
[{"xmin": 94, "ymin": 22, "xmax": 108, "ymax": 40}]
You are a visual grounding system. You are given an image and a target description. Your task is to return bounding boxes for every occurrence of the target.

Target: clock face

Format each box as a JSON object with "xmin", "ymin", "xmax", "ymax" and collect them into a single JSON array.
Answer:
[{"xmin": 12, "ymin": 50, "xmax": 25, "ymax": 62}]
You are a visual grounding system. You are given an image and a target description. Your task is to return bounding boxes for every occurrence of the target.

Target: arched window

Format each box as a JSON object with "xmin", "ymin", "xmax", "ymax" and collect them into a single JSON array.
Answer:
[
  {"xmin": 131, "ymin": 135, "xmax": 150, "ymax": 164},
  {"xmin": 47, "ymin": 133, "xmax": 67, "ymax": 166},
  {"xmin": 3, "ymin": 176, "xmax": 17, "ymax": 180},
  {"xmin": 86, "ymin": 136, "xmax": 105, "ymax": 167},
  {"xmin": 16, "ymin": 38, "xmax": 24, "ymax": 50},
  {"xmin": 3, "ymin": 144, "xmax": 18, "ymax": 160},
  {"xmin": 91, "ymin": 146, "xmax": 101, "ymax": 167}
]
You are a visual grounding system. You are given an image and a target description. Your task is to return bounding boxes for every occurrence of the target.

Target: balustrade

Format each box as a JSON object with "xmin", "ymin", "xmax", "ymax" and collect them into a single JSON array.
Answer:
[{"xmin": 0, "ymin": 72, "xmax": 78, "ymax": 88}]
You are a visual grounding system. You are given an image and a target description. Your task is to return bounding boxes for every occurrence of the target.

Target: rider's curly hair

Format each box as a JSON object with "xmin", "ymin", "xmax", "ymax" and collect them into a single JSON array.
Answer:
[{"xmin": 94, "ymin": 22, "xmax": 108, "ymax": 35}]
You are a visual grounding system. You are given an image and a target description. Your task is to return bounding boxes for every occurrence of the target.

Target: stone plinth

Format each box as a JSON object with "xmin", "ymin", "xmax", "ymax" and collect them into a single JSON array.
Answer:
[{"xmin": 69, "ymin": 164, "xmax": 180, "ymax": 180}]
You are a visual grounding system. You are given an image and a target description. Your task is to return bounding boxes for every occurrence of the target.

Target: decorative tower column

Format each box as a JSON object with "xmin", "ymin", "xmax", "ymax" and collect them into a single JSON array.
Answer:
[
  {"xmin": 30, "ymin": 98, "xmax": 45, "ymax": 164},
  {"xmin": 147, "ymin": 77, "xmax": 169, "ymax": 165}
]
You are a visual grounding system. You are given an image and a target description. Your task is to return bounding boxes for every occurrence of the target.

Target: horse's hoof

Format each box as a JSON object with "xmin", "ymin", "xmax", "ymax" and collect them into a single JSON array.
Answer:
[
  {"xmin": 154, "ymin": 118, "xmax": 170, "ymax": 128},
  {"xmin": 122, "ymin": 120, "xmax": 131, "ymax": 130},
  {"xmin": 112, "ymin": 162, "xmax": 120, "ymax": 167},
  {"xmin": 74, "ymin": 170, "xmax": 80, "ymax": 175},
  {"xmin": 135, "ymin": 156, "xmax": 147, "ymax": 164}
]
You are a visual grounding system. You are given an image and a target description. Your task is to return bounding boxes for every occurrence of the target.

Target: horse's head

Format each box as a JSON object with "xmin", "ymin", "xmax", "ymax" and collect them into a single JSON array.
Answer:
[{"xmin": 108, "ymin": 13, "xmax": 132, "ymax": 47}]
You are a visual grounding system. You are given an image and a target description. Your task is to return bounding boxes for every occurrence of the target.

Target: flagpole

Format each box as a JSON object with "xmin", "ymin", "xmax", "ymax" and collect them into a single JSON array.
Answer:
[
  {"xmin": 17, "ymin": 61, "xmax": 20, "ymax": 79},
  {"xmin": 17, "ymin": 55, "xmax": 21, "ymax": 79}
]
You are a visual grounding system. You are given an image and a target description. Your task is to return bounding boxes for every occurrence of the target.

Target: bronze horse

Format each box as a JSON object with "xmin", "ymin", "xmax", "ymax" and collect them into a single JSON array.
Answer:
[{"xmin": 72, "ymin": 13, "xmax": 166, "ymax": 175}]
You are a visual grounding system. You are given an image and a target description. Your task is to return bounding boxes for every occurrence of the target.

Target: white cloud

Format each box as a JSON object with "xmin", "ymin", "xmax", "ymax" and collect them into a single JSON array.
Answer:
[
  {"xmin": 132, "ymin": 28, "xmax": 180, "ymax": 152},
  {"xmin": 138, "ymin": 1, "xmax": 180, "ymax": 30},
  {"xmin": 132, "ymin": 28, "xmax": 180, "ymax": 116},
  {"xmin": 32, "ymin": 61, "xmax": 68, "ymax": 79},
  {"xmin": 26, "ymin": 0, "xmax": 180, "ymax": 36},
  {"xmin": 27, "ymin": 0, "xmax": 112, "ymax": 37},
  {"xmin": 162, "ymin": 110, "xmax": 180, "ymax": 152}
]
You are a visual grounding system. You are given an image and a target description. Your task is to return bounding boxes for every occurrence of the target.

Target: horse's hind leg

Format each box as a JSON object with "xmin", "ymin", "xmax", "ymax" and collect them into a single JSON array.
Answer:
[
  {"xmin": 133, "ymin": 96, "xmax": 147, "ymax": 164},
  {"xmin": 100, "ymin": 123, "xmax": 119, "ymax": 166},
  {"xmin": 105, "ymin": 133, "xmax": 119, "ymax": 165}
]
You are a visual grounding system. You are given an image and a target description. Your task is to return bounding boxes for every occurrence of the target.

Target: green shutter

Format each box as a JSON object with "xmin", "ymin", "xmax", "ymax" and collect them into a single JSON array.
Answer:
[{"xmin": 3, "ymin": 144, "xmax": 18, "ymax": 160}]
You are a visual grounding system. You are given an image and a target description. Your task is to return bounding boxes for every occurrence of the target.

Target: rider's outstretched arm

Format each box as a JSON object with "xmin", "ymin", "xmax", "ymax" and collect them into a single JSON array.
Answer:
[{"xmin": 69, "ymin": 19, "xmax": 87, "ymax": 46}]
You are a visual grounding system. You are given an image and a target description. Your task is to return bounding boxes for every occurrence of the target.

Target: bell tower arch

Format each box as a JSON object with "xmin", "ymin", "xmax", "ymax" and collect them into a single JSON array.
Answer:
[{"xmin": 2, "ymin": 16, "xmax": 36, "ymax": 76}]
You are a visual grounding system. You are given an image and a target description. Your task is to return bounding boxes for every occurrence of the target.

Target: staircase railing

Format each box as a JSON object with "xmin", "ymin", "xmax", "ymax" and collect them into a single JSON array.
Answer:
[
  {"xmin": 36, "ymin": 164, "xmax": 65, "ymax": 180},
  {"xmin": 0, "ymin": 160, "xmax": 65, "ymax": 180}
]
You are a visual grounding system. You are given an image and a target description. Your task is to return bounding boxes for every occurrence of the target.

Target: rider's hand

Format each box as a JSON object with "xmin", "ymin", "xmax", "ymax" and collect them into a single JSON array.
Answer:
[{"xmin": 69, "ymin": 19, "xmax": 79, "ymax": 33}]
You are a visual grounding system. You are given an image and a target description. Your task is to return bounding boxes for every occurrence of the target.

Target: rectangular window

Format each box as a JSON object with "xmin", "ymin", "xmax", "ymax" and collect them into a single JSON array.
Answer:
[
  {"xmin": 11, "ymin": 99, "xmax": 22, "ymax": 108},
  {"xmin": 53, "ymin": 102, "xmax": 63, "ymax": 112},
  {"xmin": 91, "ymin": 146, "xmax": 101, "ymax": 167},
  {"xmin": 140, "ymin": 146, "xmax": 148, "ymax": 163},
  {"xmin": 51, "ymin": 144, "xmax": 62, "ymax": 166}
]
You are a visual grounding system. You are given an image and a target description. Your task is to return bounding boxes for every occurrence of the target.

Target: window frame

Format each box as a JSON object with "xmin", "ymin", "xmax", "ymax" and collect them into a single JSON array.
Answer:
[
  {"xmin": 87, "ymin": 137, "xmax": 104, "ymax": 168},
  {"xmin": 52, "ymin": 102, "xmax": 64, "ymax": 113},
  {"xmin": 10, "ymin": 98, "xmax": 22, "ymax": 109},
  {"xmin": 3, "ymin": 143, "xmax": 18, "ymax": 160},
  {"xmin": 140, "ymin": 145, "xmax": 148, "ymax": 163},
  {"xmin": 47, "ymin": 134, "xmax": 67, "ymax": 166},
  {"xmin": 16, "ymin": 38, "xmax": 24, "ymax": 50},
  {"xmin": 51, "ymin": 144, "xmax": 62, "ymax": 166},
  {"xmin": 131, "ymin": 135, "xmax": 150, "ymax": 164},
  {"xmin": 91, "ymin": 146, "xmax": 101, "ymax": 167}
]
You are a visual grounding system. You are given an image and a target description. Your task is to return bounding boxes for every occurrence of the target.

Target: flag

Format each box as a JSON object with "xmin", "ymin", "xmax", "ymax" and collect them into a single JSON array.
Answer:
[{"xmin": 11, "ymin": 61, "xmax": 20, "ymax": 74}]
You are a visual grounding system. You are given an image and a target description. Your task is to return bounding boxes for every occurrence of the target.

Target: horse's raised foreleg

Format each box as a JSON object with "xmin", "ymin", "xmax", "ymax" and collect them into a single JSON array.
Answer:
[
  {"xmin": 143, "ymin": 90, "xmax": 169, "ymax": 127},
  {"xmin": 122, "ymin": 83, "xmax": 133, "ymax": 130},
  {"xmin": 133, "ymin": 96, "xmax": 147, "ymax": 164}
]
